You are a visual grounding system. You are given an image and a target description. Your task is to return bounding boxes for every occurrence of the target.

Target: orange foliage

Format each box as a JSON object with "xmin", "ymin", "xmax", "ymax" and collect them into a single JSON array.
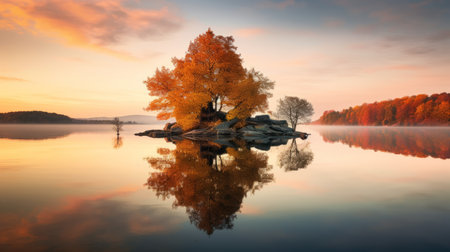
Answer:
[
  {"xmin": 145, "ymin": 140, "xmax": 273, "ymax": 234},
  {"xmin": 317, "ymin": 93, "xmax": 449, "ymax": 126},
  {"xmin": 144, "ymin": 29, "xmax": 274, "ymax": 130}
]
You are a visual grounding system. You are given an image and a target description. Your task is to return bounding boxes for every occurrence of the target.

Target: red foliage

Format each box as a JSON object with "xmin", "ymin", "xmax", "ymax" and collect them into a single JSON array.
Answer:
[{"xmin": 317, "ymin": 93, "xmax": 449, "ymax": 126}]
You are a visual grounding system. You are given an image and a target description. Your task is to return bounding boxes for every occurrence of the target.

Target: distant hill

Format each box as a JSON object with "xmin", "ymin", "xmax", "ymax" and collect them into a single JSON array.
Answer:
[
  {"xmin": 314, "ymin": 92, "xmax": 449, "ymax": 126},
  {"xmin": 80, "ymin": 115, "xmax": 166, "ymax": 124},
  {"xmin": 0, "ymin": 111, "xmax": 75, "ymax": 124},
  {"xmin": 0, "ymin": 111, "xmax": 133, "ymax": 124}
]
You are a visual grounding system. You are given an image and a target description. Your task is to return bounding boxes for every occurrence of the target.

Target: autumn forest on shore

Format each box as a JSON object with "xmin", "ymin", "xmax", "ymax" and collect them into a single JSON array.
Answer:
[{"xmin": 315, "ymin": 93, "xmax": 449, "ymax": 126}]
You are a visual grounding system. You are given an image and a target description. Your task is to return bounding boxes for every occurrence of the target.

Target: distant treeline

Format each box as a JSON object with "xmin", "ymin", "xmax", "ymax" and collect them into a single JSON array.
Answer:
[
  {"xmin": 0, "ymin": 111, "xmax": 136, "ymax": 124},
  {"xmin": 315, "ymin": 93, "xmax": 449, "ymax": 126}
]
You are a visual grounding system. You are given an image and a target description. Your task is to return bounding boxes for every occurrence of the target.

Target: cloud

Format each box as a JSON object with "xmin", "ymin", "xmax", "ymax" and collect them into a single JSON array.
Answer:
[
  {"xmin": 324, "ymin": 18, "xmax": 344, "ymax": 28},
  {"xmin": 240, "ymin": 204, "xmax": 263, "ymax": 215},
  {"xmin": 234, "ymin": 28, "xmax": 265, "ymax": 38},
  {"xmin": 259, "ymin": 0, "xmax": 297, "ymax": 10},
  {"xmin": 429, "ymin": 30, "xmax": 450, "ymax": 42},
  {"xmin": 405, "ymin": 46, "xmax": 435, "ymax": 55},
  {"xmin": 0, "ymin": 75, "xmax": 28, "ymax": 82},
  {"xmin": 0, "ymin": 0, "xmax": 183, "ymax": 59}
]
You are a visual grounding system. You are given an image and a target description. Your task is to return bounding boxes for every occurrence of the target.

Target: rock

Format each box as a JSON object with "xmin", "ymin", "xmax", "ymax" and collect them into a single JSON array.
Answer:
[
  {"xmin": 170, "ymin": 126, "xmax": 183, "ymax": 135},
  {"xmin": 294, "ymin": 132, "xmax": 309, "ymax": 140},
  {"xmin": 252, "ymin": 143, "xmax": 271, "ymax": 151},
  {"xmin": 268, "ymin": 137, "xmax": 289, "ymax": 146},
  {"xmin": 150, "ymin": 131, "xmax": 168, "ymax": 138},
  {"xmin": 254, "ymin": 124, "xmax": 271, "ymax": 131},
  {"xmin": 146, "ymin": 130, "xmax": 169, "ymax": 137},
  {"xmin": 270, "ymin": 125, "xmax": 293, "ymax": 133},
  {"xmin": 136, "ymin": 114, "xmax": 310, "ymax": 141},
  {"xmin": 271, "ymin": 120, "xmax": 289, "ymax": 127},
  {"xmin": 183, "ymin": 128, "xmax": 209, "ymax": 136},
  {"xmin": 255, "ymin": 115, "xmax": 270, "ymax": 121},
  {"xmin": 134, "ymin": 130, "xmax": 150, "ymax": 136},
  {"xmin": 216, "ymin": 129, "xmax": 234, "ymax": 135},
  {"xmin": 163, "ymin": 122, "xmax": 175, "ymax": 131},
  {"xmin": 214, "ymin": 118, "xmax": 239, "ymax": 130},
  {"xmin": 240, "ymin": 130, "xmax": 266, "ymax": 137}
]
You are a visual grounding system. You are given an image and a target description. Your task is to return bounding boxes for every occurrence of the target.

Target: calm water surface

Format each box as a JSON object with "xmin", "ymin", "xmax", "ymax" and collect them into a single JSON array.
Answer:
[{"xmin": 0, "ymin": 124, "xmax": 449, "ymax": 251}]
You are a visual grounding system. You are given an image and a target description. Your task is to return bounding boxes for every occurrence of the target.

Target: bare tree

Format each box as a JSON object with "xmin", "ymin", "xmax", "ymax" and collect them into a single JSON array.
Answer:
[
  {"xmin": 276, "ymin": 96, "xmax": 313, "ymax": 131},
  {"xmin": 112, "ymin": 117, "xmax": 123, "ymax": 136}
]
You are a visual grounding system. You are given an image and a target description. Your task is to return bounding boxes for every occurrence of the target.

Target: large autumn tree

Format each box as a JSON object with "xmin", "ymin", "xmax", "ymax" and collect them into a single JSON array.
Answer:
[{"xmin": 144, "ymin": 29, "xmax": 274, "ymax": 130}]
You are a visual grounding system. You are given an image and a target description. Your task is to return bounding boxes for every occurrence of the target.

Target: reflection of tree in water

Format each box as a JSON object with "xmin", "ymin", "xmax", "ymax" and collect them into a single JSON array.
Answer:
[
  {"xmin": 112, "ymin": 136, "xmax": 123, "ymax": 149},
  {"xmin": 279, "ymin": 139, "xmax": 313, "ymax": 171},
  {"xmin": 145, "ymin": 140, "xmax": 273, "ymax": 235}
]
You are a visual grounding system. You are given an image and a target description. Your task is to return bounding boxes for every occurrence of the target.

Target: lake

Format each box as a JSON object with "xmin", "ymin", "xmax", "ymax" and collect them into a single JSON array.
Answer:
[{"xmin": 0, "ymin": 124, "xmax": 449, "ymax": 251}]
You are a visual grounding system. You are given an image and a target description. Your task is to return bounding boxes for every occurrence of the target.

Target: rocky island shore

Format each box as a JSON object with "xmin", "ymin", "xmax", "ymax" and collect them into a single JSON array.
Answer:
[{"xmin": 136, "ymin": 115, "xmax": 309, "ymax": 149}]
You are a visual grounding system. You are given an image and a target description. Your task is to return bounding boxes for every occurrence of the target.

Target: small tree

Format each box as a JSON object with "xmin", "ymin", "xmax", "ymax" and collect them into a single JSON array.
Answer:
[
  {"xmin": 112, "ymin": 117, "xmax": 123, "ymax": 136},
  {"xmin": 276, "ymin": 96, "xmax": 314, "ymax": 131}
]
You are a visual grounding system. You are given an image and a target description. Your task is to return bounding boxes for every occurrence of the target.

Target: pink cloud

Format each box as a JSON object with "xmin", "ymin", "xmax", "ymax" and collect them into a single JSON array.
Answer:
[
  {"xmin": 234, "ymin": 28, "xmax": 265, "ymax": 38},
  {"xmin": 0, "ymin": 0, "xmax": 183, "ymax": 59}
]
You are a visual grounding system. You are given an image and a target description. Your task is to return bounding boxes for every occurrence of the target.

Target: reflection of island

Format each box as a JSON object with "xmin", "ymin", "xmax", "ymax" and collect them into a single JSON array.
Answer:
[
  {"xmin": 0, "ymin": 124, "xmax": 72, "ymax": 140},
  {"xmin": 279, "ymin": 139, "xmax": 313, "ymax": 171},
  {"xmin": 0, "ymin": 124, "xmax": 113, "ymax": 140},
  {"xmin": 318, "ymin": 127, "xmax": 450, "ymax": 159},
  {"xmin": 145, "ymin": 139, "xmax": 274, "ymax": 235}
]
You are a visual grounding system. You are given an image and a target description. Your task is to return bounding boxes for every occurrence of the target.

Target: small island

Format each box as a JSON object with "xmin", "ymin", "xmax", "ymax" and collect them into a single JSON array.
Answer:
[{"xmin": 135, "ymin": 29, "xmax": 311, "ymax": 144}]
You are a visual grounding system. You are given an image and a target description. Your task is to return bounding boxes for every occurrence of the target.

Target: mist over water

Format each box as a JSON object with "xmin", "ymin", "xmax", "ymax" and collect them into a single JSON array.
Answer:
[{"xmin": 0, "ymin": 124, "xmax": 449, "ymax": 251}]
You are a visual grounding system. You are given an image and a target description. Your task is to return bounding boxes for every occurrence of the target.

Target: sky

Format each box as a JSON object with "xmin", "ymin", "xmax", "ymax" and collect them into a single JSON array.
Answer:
[{"xmin": 1, "ymin": 0, "xmax": 449, "ymax": 119}]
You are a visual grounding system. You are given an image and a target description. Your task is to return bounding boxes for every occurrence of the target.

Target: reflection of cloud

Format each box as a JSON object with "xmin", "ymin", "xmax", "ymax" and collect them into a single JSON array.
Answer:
[
  {"xmin": 240, "ymin": 204, "xmax": 263, "ymax": 215},
  {"xmin": 0, "ymin": 187, "xmax": 183, "ymax": 250},
  {"xmin": 0, "ymin": 0, "xmax": 183, "ymax": 59},
  {"xmin": 0, "ymin": 75, "xmax": 28, "ymax": 82},
  {"xmin": 278, "ymin": 179, "xmax": 323, "ymax": 193}
]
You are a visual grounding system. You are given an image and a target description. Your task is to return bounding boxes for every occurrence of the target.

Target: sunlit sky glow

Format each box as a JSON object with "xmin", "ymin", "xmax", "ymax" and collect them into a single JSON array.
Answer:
[{"xmin": 1, "ymin": 0, "xmax": 449, "ymax": 119}]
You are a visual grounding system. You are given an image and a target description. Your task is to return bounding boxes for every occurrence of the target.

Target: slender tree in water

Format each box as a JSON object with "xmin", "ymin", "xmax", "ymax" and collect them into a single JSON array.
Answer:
[
  {"xmin": 276, "ymin": 96, "xmax": 314, "ymax": 131},
  {"xmin": 112, "ymin": 117, "xmax": 123, "ymax": 136}
]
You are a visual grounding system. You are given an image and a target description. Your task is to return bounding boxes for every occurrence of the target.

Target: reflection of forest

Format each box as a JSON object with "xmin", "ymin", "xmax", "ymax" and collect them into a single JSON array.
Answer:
[
  {"xmin": 145, "ymin": 140, "xmax": 274, "ymax": 235},
  {"xmin": 319, "ymin": 127, "xmax": 450, "ymax": 159}
]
